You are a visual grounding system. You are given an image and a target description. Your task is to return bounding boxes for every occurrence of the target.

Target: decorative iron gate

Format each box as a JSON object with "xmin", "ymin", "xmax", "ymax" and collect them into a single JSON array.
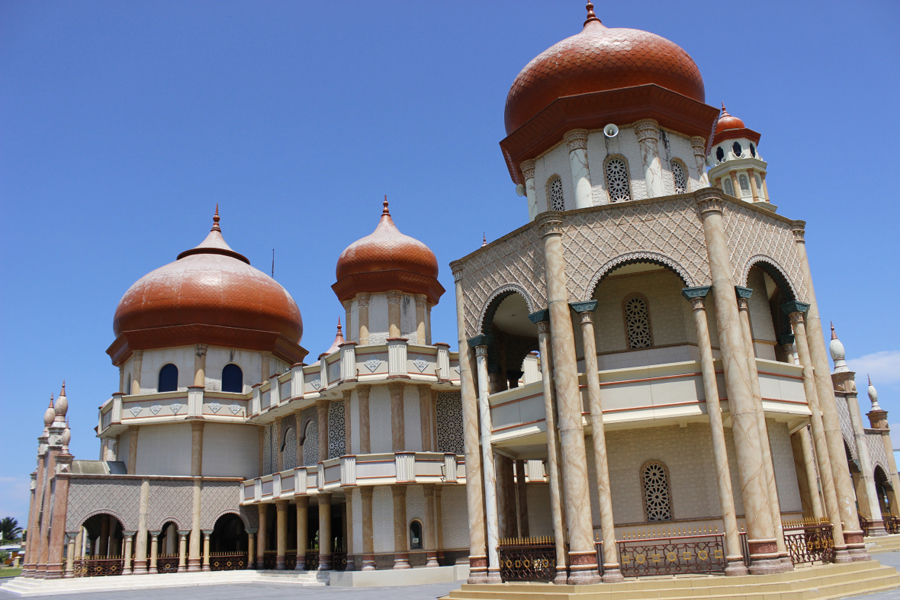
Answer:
[
  {"xmin": 617, "ymin": 526, "xmax": 726, "ymax": 577},
  {"xmin": 498, "ymin": 537, "xmax": 557, "ymax": 582},
  {"xmin": 304, "ymin": 550, "xmax": 319, "ymax": 570},
  {"xmin": 156, "ymin": 554, "xmax": 179, "ymax": 573},
  {"xmin": 73, "ymin": 556, "xmax": 125, "ymax": 577},
  {"xmin": 782, "ymin": 519, "xmax": 834, "ymax": 564},
  {"xmin": 284, "ymin": 551, "xmax": 297, "ymax": 570},
  {"xmin": 209, "ymin": 551, "xmax": 247, "ymax": 571}
]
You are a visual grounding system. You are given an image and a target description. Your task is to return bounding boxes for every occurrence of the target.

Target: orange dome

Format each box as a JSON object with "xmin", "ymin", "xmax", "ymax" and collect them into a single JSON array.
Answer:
[
  {"xmin": 108, "ymin": 208, "xmax": 306, "ymax": 366},
  {"xmin": 712, "ymin": 103, "xmax": 760, "ymax": 146},
  {"xmin": 499, "ymin": 4, "xmax": 717, "ymax": 185},
  {"xmin": 332, "ymin": 199, "xmax": 444, "ymax": 305}
]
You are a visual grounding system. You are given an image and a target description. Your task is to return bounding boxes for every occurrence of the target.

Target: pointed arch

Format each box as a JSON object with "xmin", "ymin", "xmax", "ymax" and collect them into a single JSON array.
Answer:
[
  {"xmin": 739, "ymin": 254, "xmax": 799, "ymax": 302},
  {"xmin": 585, "ymin": 251, "xmax": 696, "ymax": 300},
  {"xmin": 477, "ymin": 284, "xmax": 536, "ymax": 335}
]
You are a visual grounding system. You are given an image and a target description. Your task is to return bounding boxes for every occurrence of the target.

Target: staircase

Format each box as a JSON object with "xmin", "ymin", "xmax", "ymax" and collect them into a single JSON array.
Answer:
[
  {"xmin": 868, "ymin": 534, "xmax": 900, "ymax": 554},
  {"xmin": 442, "ymin": 560, "xmax": 900, "ymax": 600}
]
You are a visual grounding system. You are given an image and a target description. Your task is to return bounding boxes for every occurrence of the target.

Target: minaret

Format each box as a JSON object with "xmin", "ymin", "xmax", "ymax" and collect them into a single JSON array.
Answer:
[
  {"xmin": 829, "ymin": 323, "xmax": 849, "ymax": 373},
  {"xmin": 707, "ymin": 103, "xmax": 772, "ymax": 207},
  {"xmin": 867, "ymin": 376, "xmax": 888, "ymax": 429}
]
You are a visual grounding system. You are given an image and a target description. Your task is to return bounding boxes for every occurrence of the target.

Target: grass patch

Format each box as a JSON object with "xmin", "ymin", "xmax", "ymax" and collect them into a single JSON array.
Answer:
[{"xmin": 0, "ymin": 566, "xmax": 22, "ymax": 578}]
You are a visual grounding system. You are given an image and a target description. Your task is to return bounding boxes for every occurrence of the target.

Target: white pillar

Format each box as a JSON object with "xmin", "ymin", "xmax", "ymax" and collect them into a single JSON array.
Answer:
[
  {"xmin": 634, "ymin": 119, "xmax": 664, "ymax": 198},
  {"xmin": 521, "ymin": 159, "xmax": 537, "ymax": 221},
  {"xmin": 564, "ymin": 129, "xmax": 592, "ymax": 209},
  {"xmin": 471, "ymin": 340, "xmax": 501, "ymax": 583}
]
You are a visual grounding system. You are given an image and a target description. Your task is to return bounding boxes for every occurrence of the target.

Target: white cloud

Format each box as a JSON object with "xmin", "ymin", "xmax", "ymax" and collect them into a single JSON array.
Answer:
[
  {"xmin": 0, "ymin": 477, "xmax": 32, "ymax": 527},
  {"xmin": 847, "ymin": 350, "xmax": 900, "ymax": 386}
]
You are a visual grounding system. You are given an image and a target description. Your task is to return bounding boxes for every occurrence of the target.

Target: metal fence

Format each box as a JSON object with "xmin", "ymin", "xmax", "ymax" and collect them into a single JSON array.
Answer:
[
  {"xmin": 616, "ymin": 526, "xmax": 726, "ymax": 577},
  {"xmin": 209, "ymin": 551, "xmax": 247, "ymax": 571},
  {"xmin": 782, "ymin": 518, "xmax": 834, "ymax": 564},
  {"xmin": 498, "ymin": 537, "xmax": 557, "ymax": 582},
  {"xmin": 73, "ymin": 556, "xmax": 125, "ymax": 577}
]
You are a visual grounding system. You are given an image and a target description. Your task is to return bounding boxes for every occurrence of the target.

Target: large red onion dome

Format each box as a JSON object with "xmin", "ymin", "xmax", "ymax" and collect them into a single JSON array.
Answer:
[
  {"xmin": 499, "ymin": 3, "xmax": 717, "ymax": 185},
  {"xmin": 107, "ymin": 208, "xmax": 306, "ymax": 366},
  {"xmin": 332, "ymin": 199, "xmax": 444, "ymax": 305}
]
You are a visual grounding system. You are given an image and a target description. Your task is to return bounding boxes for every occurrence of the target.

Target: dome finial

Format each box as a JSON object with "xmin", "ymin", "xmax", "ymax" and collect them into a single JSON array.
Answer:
[
  {"xmin": 337, "ymin": 316, "xmax": 342, "ymax": 334},
  {"xmin": 830, "ymin": 321, "xmax": 836, "ymax": 340},
  {"xmin": 212, "ymin": 204, "xmax": 221, "ymax": 232},
  {"xmin": 383, "ymin": 195, "xmax": 390, "ymax": 215},
  {"xmin": 584, "ymin": 2, "xmax": 601, "ymax": 26},
  {"xmin": 482, "ymin": 233, "xmax": 487, "ymax": 247}
]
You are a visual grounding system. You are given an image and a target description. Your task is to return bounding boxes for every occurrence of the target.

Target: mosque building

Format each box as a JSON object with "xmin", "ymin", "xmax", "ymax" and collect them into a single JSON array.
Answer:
[{"xmin": 13, "ymin": 2, "xmax": 900, "ymax": 594}]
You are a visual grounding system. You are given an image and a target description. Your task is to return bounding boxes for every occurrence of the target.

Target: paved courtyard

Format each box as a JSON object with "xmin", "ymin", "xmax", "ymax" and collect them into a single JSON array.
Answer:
[{"xmin": 4, "ymin": 553, "xmax": 900, "ymax": 600}]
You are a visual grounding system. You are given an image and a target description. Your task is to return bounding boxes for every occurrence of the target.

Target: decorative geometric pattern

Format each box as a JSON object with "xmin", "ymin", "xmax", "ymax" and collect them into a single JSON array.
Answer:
[
  {"xmin": 364, "ymin": 359, "xmax": 380, "ymax": 373},
  {"xmin": 208, "ymin": 401, "xmax": 222, "ymax": 414},
  {"xmin": 130, "ymin": 406, "xmax": 142, "ymax": 417},
  {"xmin": 270, "ymin": 422, "xmax": 279, "ymax": 474},
  {"xmin": 201, "ymin": 481, "xmax": 243, "ymax": 530},
  {"xmin": 310, "ymin": 378, "xmax": 321, "ymax": 390},
  {"xmin": 867, "ymin": 431, "xmax": 889, "ymax": 478},
  {"xmin": 413, "ymin": 358, "xmax": 428, "ymax": 372},
  {"xmin": 724, "ymin": 178, "xmax": 734, "ymax": 196},
  {"xmin": 283, "ymin": 426, "xmax": 297, "ymax": 470},
  {"xmin": 263, "ymin": 424, "xmax": 272, "ymax": 475},
  {"xmin": 66, "ymin": 478, "xmax": 142, "ymax": 532},
  {"xmin": 149, "ymin": 404, "xmax": 162, "ymax": 415},
  {"xmin": 738, "ymin": 174, "xmax": 751, "ymax": 195},
  {"xmin": 672, "ymin": 162, "xmax": 687, "ymax": 194},
  {"xmin": 328, "ymin": 401, "xmax": 345, "ymax": 459},
  {"xmin": 229, "ymin": 403, "xmax": 241, "ymax": 415},
  {"xmin": 148, "ymin": 480, "xmax": 193, "ymax": 531},
  {"xmin": 548, "ymin": 176, "xmax": 565, "ymax": 211},
  {"xmin": 723, "ymin": 202, "xmax": 807, "ymax": 301},
  {"xmin": 436, "ymin": 391, "xmax": 465, "ymax": 455},
  {"xmin": 642, "ymin": 461, "xmax": 672, "ymax": 522},
  {"xmin": 605, "ymin": 158, "xmax": 632, "ymax": 203},
  {"xmin": 302, "ymin": 409, "xmax": 318, "ymax": 467},
  {"xmin": 625, "ymin": 295, "xmax": 653, "ymax": 349},
  {"xmin": 835, "ymin": 396, "xmax": 858, "ymax": 463},
  {"xmin": 170, "ymin": 402, "xmax": 182, "ymax": 414}
]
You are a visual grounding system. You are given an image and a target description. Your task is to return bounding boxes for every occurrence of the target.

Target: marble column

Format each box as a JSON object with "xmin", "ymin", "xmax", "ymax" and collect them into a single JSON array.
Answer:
[
  {"xmin": 419, "ymin": 386, "xmax": 433, "ymax": 452},
  {"xmin": 148, "ymin": 532, "xmax": 159, "ymax": 574},
  {"xmin": 343, "ymin": 300, "xmax": 353, "ymax": 344},
  {"xmin": 564, "ymin": 129, "xmax": 593, "ymax": 209},
  {"xmin": 392, "ymin": 485, "xmax": 410, "ymax": 569},
  {"xmin": 64, "ymin": 534, "xmax": 76, "ymax": 578},
  {"xmin": 127, "ymin": 426, "xmax": 139, "ymax": 474},
  {"xmin": 682, "ymin": 287, "xmax": 746, "ymax": 575},
  {"xmin": 345, "ymin": 493, "xmax": 355, "ymax": 571},
  {"xmin": 131, "ymin": 349, "xmax": 143, "ymax": 395},
  {"xmin": 98, "ymin": 515, "xmax": 110, "ymax": 557},
  {"xmin": 358, "ymin": 385, "xmax": 371, "ymax": 454},
  {"xmin": 317, "ymin": 400, "xmax": 329, "ymax": 463},
  {"xmin": 201, "ymin": 531, "xmax": 211, "ymax": 571},
  {"xmin": 424, "ymin": 484, "xmax": 439, "ymax": 567},
  {"xmin": 634, "ymin": 119, "xmax": 664, "ymax": 198},
  {"xmin": 342, "ymin": 391, "xmax": 353, "ymax": 457},
  {"xmin": 358, "ymin": 293, "xmax": 370, "ymax": 345},
  {"xmin": 435, "ymin": 487, "xmax": 444, "ymax": 560},
  {"xmin": 189, "ymin": 421, "xmax": 204, "ymax": 571},
  {"xmin": 450, "ymin": 262, "xmax": 488, "ymax": 584},
  {"xmin": 134, "ymin": 479, "xmax": 150, "ymax": 574},
  {"xmin": 177, "ymin": 531, "xmax": 188, "ymax": 572},
  {"xmin": 783, "ymin": 305, "xmax": 846, "ymax": 556},
  {"xmin": 360, "ymin": 487, "xmax": 376, "ymax": 570},
  {"xmin": 570, "ymin": 301, "xmax": 622, "ymax": 582},
  {"xmin": 496, "ymin": 454, "xmax": 516, "ymax": 539},
  {"xmin": 390, "ymin": 382, "xmax": 406, "ymax": 451},
  {"xmin": 256, "ymin": 504, "xmax": 268, "ymax": 568},
  {"xmin": 839, "ymin": 371, "xmax": 886, "ymax": 535},
  {"xmin": 318, "ymin": 494, "xmax": 332, "ymax": 570},
  {"xmin": 695, "ymin": 191, "xmax": 779, "ymax": 574},
  {"xmin": 23, "ymin": 448, "xmax": 45, "ymax": 576},
  {"xmin": 415, "ymin": 295, "xmax": 428, "ymax": 344},
  {"xmin": 193, "ymin": 344, "xmax": 207, "ymax": 387},
  {"xmin": 528, "ymin": 313, "xmax": 568, "ymax": 584},
  {"xmin": 790, "ymin": 219, "xmax": 860, "ymax": 558},
  {"xmin": 521, "ymin": 159, "xmax": 538, "ymax": 221},
  {"xmin": 295, "ymin": 498, "xmax": 308, "ymax": 570},
  {"xmin": 536, "ymin": 214, "xmax": 600, "ymax": 584},
  {"xmin": 470, "ymin": 339, "xmax": 501, "ymax": 583},
  {"xmin": 796, "ymin": 426, "xmax": 825, "ymax": 518},
  {"xmin": 276, "ymin": 500, "xmax": 288, "ymax": 570},
  {"xmin": 515, "ymin": 461, "xmax": 529, "ymax": 538},
  {"xmin": 691, "ymin": 136, "xmax": 709, "ymax": 188},
  {"xmin": 122, "ymin": 533, "xmax": 134, "ymax": 575},
  {"xmin": 387, "ymin": 291, "xmax": 402, "ymax": 339},
  {"xmin": 46, "ymin": 453, "xmax": 72, "ymax": 579},
  {"xmin": 736, "ymin": 288, "xmax": 790, "ymax": 567},
  {"xmin": 247, "ymin": 529, "xmax": 256, "ymax": 569}
]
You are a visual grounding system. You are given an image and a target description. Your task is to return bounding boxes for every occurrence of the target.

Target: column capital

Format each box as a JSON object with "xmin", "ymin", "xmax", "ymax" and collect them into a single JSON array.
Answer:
[
  {"xmin": 414, "ymin": 294, "xmax": 427, "ymax": 308},
  {"xmin": 201, "ymin": 530, "xmax": 213, "ymax": 536},
  {"xmin": 695, "ymin": 189, "xmax": 725, "ymax": 215},
  {"xmin": 690, "ymin": 136, "xmax": 707, "ymax": 155},
  {"xmin": 450, "ymin": 261, "xmax": 464, "ymax": 283},
  {"xmin": 536, "ymin": 214, "xmax": 563, "ymax": 239},
  {"xmin": 387, "ymin": 290, "xmax": 402, "ymax": 304},
  {"xmin": 467, "ymin": 334, "xmax": 493, "ymax": 349},
  {"xmin": 681, "ymin": 286, "xmax": 711, "ymax": 301},
  {"xmin": 735, "ymin": 286, "xmax": 753, "ymax": 300},
  {"xmin": 388, "ymin": 380, "xmax": 406, "ymax": 395},
  {"xmin": 569, "ymin": 300, "xmax": 598, "ymax": 314},
  {"xmin": 123, "ymin": 530, "xmax": 137, "ymax": 537},
  {"xmin": 781, "ymin": 300, "xmax": 810, "ymax": 316},
  {"xmin": 790, "ymin": 220, "xmax": 806, "ymax": 242},
  {"xmin": 357, "ymin": 292, "xmax": 370, "ymax": 307},
  {"xmin": 564, "ymin": 129, "xmax": 589, "ymax": 152},
  {"xmin": 520, "ymin": 159, "xmax": 536, "ymax": 181},
  {"xmin": 245, "ymin": 528, "xmax": 258, "ymax": 534},
  {"xmin": 633, "ymin": 118, "xmax": 659, "ymax": 142},
  {"xmin": 149, "ymin": 530, "xmax": 161, "ymax": 536},
  {"xmin": 527, "ymin": 309, "xmax": 550, "ymax": 324},
  {"xmin": 360, "ymin": 486, "xmax": 374, "ymax": 499}
]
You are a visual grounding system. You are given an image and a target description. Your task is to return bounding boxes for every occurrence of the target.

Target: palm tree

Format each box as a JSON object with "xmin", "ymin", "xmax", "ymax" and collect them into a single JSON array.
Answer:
[{"xmin": 0, "ymin": 517, "xmax": 22, "ymax": 543}]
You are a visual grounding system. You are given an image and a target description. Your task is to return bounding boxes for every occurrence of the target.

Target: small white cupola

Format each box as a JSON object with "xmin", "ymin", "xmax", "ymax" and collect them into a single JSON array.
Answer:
[{"xmin": 707, "ymin": 103, "xmax": 772, "ymax": 209}]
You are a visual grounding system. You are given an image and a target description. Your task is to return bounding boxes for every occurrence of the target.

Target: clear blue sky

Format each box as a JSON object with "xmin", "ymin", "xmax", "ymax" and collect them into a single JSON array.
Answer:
[{"xmin": 1, "ymin": 1, "xmax": 898, "ymax": 525}]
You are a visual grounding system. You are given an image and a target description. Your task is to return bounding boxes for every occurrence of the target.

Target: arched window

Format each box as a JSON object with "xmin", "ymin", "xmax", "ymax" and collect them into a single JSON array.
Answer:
[
  {"xmin": 282, "ymin": 427, "xmax": 297, "ymax": 471},
  {"xmin": 548, "ymin": 176, "xmax": 565, "ymax": 211},
  {"xmin": 723, "ymin": 178, "xmax": 734, "ymax": 196},
  {"xmin": 222, "ymin": 364, "xmax": 243, "ymax": 393},
  {"xmin": 605, "ymin": 157, "xmax": 631, "ymax": 202},
  {"xmin": 623, "ymin": 294, "xmax": 653, "ymax": 349},
  {"xmin": 671, "ymin": 161, "xmax": 687, "ymax": 194},
  {"xmin": 755, "ymin": 174, "xmax": 764, "ymax": 198},
  {"xmin": 158, "ymin": 364, "xmax": 178, "ymax": 393},
  {"xmin": 409, "ymin": 520, "xmax": 423, "ymax": 550},
  {"xmin": 738, "ymin": 173, "xmax": 751, "ymax": 197},
  {"xmin": 641, "ymin": 460, "xmax": 672, "ymax": 522}
]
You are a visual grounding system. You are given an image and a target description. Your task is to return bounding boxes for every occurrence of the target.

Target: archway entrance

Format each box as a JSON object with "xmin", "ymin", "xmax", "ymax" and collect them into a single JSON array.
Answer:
[
  {"xmin": 76, "ymin": 513, "xmax": 125, "ymax": 577},
  {"xmin": 210, "ymin": 514, "xmax": 248, "ymax": 570}
]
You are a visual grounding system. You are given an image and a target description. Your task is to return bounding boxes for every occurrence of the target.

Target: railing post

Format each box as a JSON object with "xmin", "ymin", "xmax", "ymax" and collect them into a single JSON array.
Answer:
[
  {"xmin": 269, "ymin": 374, "xmax": 281, "ymax": 408},
  {"xmin": 251, "ymin": 385, "xmax": 261, "ymax": 415},
  {"xmin": 387, "ymin": 338, "xmax": 409, "ymax": 378},
  {"xmin": 443, "ymin": 453, "xmax": 458, "ymax": 483},
  {"xmin": 290, "ymin": 363, "xmax": 305, "ymax": 400},
  {"xmin": 187, "ymin": 386, "xmax": 204, "ymax": 417},
  {"xmin": 340, "ymin": 342, "xmax": 358, "ymax": 382},
  {"xmin": 254, "ymin": 479, "xmax": 262, "ymax": 502},
  {"xmin": 273, "ymin": 473, "xmax": 282, "ymax": 497},
  {"xmin": 111, "ymin": 394, "xmax": 123, "ymax": 425},
  {"xmin": 341, "ymin": 455, "xmax": 357, "ymax": 486},
  {"xmin": 396, "ymin": 451, "xmax": 415, "ymax": 483},
  {"xmin": 297, "ymin": 467, "xmax": 307, "ymax": 495},
  {"xmin": 317, "ymin": 463, "xmax": 325, "ymax": 491},
  {"xmin": 435, "ymin": 343, "xmax": 451, "ymax": 381}
]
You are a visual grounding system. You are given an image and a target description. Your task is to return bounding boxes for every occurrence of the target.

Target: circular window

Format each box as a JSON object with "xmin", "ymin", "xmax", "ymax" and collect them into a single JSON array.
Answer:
[{"xmin": 732, "ymin": 141, "xmax": 742, "ymax": 157}]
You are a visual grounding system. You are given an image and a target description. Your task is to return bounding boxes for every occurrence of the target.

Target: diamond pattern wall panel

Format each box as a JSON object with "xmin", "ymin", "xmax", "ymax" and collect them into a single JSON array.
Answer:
[
  {"xmin": 66, "ymin": 478, "xmax": 142, "ymax": 532},
  {"xmin": 201, "ymin": 481, "xmax": 242, "ymax": 530},
  {"xmin": 148, "ymin": 480, "xmax": 193, "ymax": 531},
  {"xmin": 835, "ymin": 396, "xmax": 858, "ymax": 462},
  {"xmin": 867, "ymin": 431, "xmax": 889, "ymax": 476}
]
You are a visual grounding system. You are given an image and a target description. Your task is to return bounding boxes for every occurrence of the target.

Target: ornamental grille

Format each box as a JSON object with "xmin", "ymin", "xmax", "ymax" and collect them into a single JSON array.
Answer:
[
  {"xmin": 270, "ymin": 423, "xmax": 278, "ymax": 473},
  {"xmin": 723, "ymin": 178, "xmax": 734, "ymax": 196},
  {"xmin": 642, "ymin": 461, "xmax": 672, "ymax": 521},
  {"xmin": 283, "ymin": 427, "xmax": 297, "ymax": 470},
  {"xmin": 303, "ymin": 418, "xmax": 318, "ymax": 466},
  {"xmin": 436, "ymin": 391, "xmax": 465, "ymax": 455},
  {"xmin": 328, "ymin": 400, "xmax": 345, "ymax": 459},
  {"xmin": 739, "ymin": 174, "xmax": 751, "ymax": 196},
  {"xmin": 672, "ymin": 162, "xmax": 687, "ymax": 194},
  {"xmin": 605, "ymin": 158, "xmax": 631, "ymax": 202},
  {"xmin": 263, "ymin": 424, "xmax": 273, "ymax": 475},
  {"xmin": 624, "ymin": 295, "xmax": 652, "ymax": 349},
  {"xmin": 549, "ymin": 177, "xmax": 565, "ymax": 211}
]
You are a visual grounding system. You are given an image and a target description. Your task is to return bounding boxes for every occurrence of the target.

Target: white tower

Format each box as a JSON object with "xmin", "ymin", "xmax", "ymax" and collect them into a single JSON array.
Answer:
[{"xmin": 707, "ymin": 103, "xmax": 772, "ymax": 208}]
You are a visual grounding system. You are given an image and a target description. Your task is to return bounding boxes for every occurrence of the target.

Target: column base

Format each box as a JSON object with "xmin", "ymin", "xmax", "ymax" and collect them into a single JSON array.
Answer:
[
  {"xmin": 294, "ymin": 558, "xmax": 305, "ymax": 571},
  {"xmin": 177, "ymin": 564, "xmax": 187, "ymax": 573},
  {"xmin": 149, "ymin": 566, "xmax": 158, "ymax": 574},
  {"xmin": 867, "ymin": 522, "xmax": 888, "ymax": 537},
  {"xmin": 393, "ymin": 553, "xmax": 410, "ymax": 569},
  {"xmin": 63, "ymin": 572, "xmax": 75, "ymax": 579},
  {"xmin": 553, "ymin": 570, "xmax": 569, "ymax": 584},
  {"xmin": 467, "ymin": 556, "xmax": 487, "ymax": 583},
  {"xmin": 833, "ymin": 546, "xmax": 853, "ymax": 563},
  {"xmin": 567, "ymin": 551, "xmax": 601, "ymax": 585},
  {"xmin": 779, "ymin": 555, "xmax": 794, "ymax": 570},
  {"xmin": 318, "ymin": 554, "xmax": 332, "ymax": 570},
  {"xmin": 187, "ymin": 558, "xmax": 202, "ymax": 572},
  {"xmin": 276, "ymin": 556, "xmax": 285, "ymax": 570},
  {"xmin": 202, "ymin": 564, "xmax": 211, "ymax": 572},
  {"xmin": 43, "ymin": 565, "xmax": 63, "ymax": 579},
  {"xmin": 361, "ymin": 555, "xmax": 376, "ymax": 571},
  {"xmin": 132, "ymin": 561, "xmax": 148, "ymax": 575},
  {"xmin": 425, "ymin": 551, "xmax": 439, "ymax": 567},
  {"xmin": 486, "ymin": 568, "xmax": 502, "ymax": 584},
  {"xmin": 725, "ymin": 556, "xmax": 749, "ymax": 576},
  {"xmin": 122, "ymin": 567, "xmax": 133, "ymax": 576},
  {"xmin": 601, "ymin": 566, "xmax": 624, "ymax": 583}
]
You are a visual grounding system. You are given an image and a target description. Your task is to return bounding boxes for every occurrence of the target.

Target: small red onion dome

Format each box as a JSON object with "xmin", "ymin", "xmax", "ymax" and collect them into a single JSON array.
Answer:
[
  {"xmin": 712, "ymin": 103, "xmax": 761, "ymax": 146},
  {"xmin": 500, "ymin": 3, "xmax": 717, "ymax": 185},
  {"xmin": 108, "ymin": 207, "xmax": 306, "ymax": 366},
  {"xmin": 333, "ymin": 198, "xmax": 444, "ymax": 305}
]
